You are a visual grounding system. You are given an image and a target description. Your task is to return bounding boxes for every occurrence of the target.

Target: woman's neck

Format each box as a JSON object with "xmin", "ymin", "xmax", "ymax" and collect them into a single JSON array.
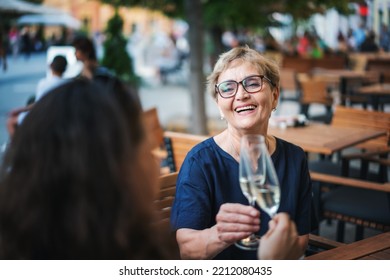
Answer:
[{"xmin": 224, "ymin": 129, "xmax": 272, "ymax": 162}]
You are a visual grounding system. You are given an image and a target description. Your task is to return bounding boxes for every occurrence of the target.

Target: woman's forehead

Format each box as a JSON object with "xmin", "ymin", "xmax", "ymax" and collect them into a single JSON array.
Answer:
[{"xmin": 219, "ymin": 60, "xmax": 260, "ymax": 80}]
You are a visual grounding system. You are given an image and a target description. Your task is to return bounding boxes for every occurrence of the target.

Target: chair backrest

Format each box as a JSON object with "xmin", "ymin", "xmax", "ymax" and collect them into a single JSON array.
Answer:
[
  {"xmin": 280, "ymin": 68, "xmax": 298, "ymax": 92},
  {"xmin": 282, "ymin": 56, "xmax": 312, "ymax": 73},
  {"xmin": 299, "ymin": 78, "xmax": 333, "ymax": 106},
  {"xmin": 154, "ymin": 171, "xmax": 179, "ymax": 228},
  {"xmin": 331, "ymin": 106, "xmax": 390, "ymax": 151},
  {"xmin": 164, "ymin": 131, "xmax": 207, "ymax": 172},
  {"xmin": 143, "ymin": 107, "xmax": 164, "ymax": 151},
  {"xmin": 365, "ymin": 58, "xmax": 390, "ymax": 72}
]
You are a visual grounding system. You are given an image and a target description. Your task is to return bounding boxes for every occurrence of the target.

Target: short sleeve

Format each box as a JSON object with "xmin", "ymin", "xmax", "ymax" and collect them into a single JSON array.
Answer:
[{"xmin": 171, "ymin": 154, "xmax": 213, "ymax": 230}]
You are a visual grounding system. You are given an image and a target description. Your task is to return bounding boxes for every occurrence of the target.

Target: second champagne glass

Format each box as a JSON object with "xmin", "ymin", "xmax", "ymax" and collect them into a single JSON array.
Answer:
[{"xmin": 249, "ymin": 136, "xmax": 281, "ymax": 219}]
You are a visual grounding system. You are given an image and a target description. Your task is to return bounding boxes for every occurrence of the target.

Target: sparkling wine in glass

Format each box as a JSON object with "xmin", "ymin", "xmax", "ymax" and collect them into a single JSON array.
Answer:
[
  {"xmin": 235, "ymin": 135, "xmax": 262, "ymax": 251},
  {"xmin": 250, "ymin": 137, "xmax": 281, "ymax": 218}
]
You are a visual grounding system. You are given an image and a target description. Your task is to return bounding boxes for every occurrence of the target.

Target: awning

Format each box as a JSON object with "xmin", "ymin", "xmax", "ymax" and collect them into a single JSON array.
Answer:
[
  {"xmin": 0, "ymin": 0, "xmax": 62, "ymax": 15},
  {"xmin": 17, "ymin": 13, "xmax": 81, "ymax": 29}
]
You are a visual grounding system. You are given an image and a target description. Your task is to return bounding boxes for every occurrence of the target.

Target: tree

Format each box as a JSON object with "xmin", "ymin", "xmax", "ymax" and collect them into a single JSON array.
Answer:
[
  {"xmin": 100, "ymin": 3, "xmax": 139, "ymax": 89},
  {"xmin": 101, "ymin": 11, "xmax": 139, "ymax": 87},
  {"xmin": 184, "ymin": 0, "xmax": 207, "ymax": 134}
]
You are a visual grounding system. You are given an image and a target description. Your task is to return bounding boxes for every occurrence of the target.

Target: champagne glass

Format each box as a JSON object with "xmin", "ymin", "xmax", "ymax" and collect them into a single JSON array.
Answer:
[
  {"xmin": 235, "ymin": 135, "xmax": 262, "ymax": 251},
  {"xmin": 249, "ymin": 136, "xmax": 281, "ymax": 219}
]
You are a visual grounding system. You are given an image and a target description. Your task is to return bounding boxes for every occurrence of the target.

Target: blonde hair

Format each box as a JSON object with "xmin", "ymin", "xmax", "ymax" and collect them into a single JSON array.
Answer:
[{"xmin": 206, "ymin": 46, "xmax": 280, "ymax": 100}]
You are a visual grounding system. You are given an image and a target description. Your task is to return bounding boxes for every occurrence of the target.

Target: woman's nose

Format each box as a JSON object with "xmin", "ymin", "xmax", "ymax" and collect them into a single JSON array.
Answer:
[{"xmin": 235, "ymin": 83, "xmax": 249, "ymax": 99}]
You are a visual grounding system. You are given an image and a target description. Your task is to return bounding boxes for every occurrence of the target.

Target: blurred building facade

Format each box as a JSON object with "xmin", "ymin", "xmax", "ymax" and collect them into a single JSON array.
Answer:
[{"xmin": 44, "ymin": 0, "xmax": 174, "ymax": 36}]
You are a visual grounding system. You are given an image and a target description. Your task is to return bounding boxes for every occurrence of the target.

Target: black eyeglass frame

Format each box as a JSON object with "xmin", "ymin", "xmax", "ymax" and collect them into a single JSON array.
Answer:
[{"xmin": 215, "ymin": 75, "xmax": 276, "ymax": 99}]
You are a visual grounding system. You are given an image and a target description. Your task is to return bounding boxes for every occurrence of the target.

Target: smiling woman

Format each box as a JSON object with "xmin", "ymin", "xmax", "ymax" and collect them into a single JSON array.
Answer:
[{"xmin": 170, "ymin": 46, "xmax": 317, "ymax": 260}]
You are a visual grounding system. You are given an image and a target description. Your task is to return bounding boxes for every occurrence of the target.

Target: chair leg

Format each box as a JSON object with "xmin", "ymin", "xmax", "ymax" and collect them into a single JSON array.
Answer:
[
  {"xmin": 336, "ymin": 220, "xmax": 345, "ymax": 243},
  {"xmin": 355, "ymin": 225, "xmax": 364, "ymax": 241},
  {"xmin": 300, "ymin": 104, "xmax": 309, "ymax": 116},
  {"xmin": 360, "ymin": 159, "xmax": 369, "ymax": 180}
]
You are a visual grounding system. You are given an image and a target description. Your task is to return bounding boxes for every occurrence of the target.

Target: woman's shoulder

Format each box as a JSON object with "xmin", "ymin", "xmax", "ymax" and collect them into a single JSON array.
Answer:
[
  {"xmin": 274, "ymin": 137, "xmax": 306, "ymax": 158},
  {"xmin": 187, "ymin": 137, "xmax": 217, "ymax": 157}
]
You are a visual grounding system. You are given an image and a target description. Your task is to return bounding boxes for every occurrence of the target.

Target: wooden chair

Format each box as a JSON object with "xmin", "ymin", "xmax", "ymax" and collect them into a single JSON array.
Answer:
[
  {"xmin": 312, "ymin": 55, "xmax": 347, "ymax": 70},
  {"xmin": 153, "ymin": 172, "xmax": 180, "ymax": 257},
  {"xmin": 154, "ymin": 172, "xmax": 178, "ymax": 228},
  {"xmin": 281, "ymin": 56, "xmax": 312, "ymax": 74},
  {"xmin": 143, "ymin": 107, "xmax": 170, "ymax": 173},
  {"xmin": 331, "ymin": 105, "xmax": 390, "ymax": 152},
  {"xmin": 309, "ymin": 107, "xmax": 390, "ymax": 241},
  {"xmin": 310, "ymin": 171, "xmax": 390, "ymax": 242},
  {"xmin": 298, "ymin": 77, "xmax": 333, "ymax": 123},
  {"xmin": 143, "ymin": 107, "xmax": 165, "ymax": 151},
  {"xmin": 279, "ymin": 68, "xmax": 300, "ymax": 102},
  {"xmin": 309, "ymin": 106, "xmax": 390, "ymax": 181},
  {"xmin": 306, "ymin": 234, "xmax": 345, "ymax": 257},
  {"xmin": 163, "ymin": 131, "xmax": 207, "ymax": 172},
  {"xmin": 333, "ymin": 107, "xmax": 390, "ymax": 182}
]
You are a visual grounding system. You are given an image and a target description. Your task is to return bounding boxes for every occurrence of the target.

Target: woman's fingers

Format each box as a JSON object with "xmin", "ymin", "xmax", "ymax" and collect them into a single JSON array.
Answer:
[{"xmin": 215, "ymin": 203, "xmax": 261, "ymax": 243}]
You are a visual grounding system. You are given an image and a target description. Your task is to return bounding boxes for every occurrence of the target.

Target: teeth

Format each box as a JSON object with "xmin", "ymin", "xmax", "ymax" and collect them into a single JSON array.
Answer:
[{"xmin": 236, "ymin": 105, "xmax": 256, "ymax": 112}]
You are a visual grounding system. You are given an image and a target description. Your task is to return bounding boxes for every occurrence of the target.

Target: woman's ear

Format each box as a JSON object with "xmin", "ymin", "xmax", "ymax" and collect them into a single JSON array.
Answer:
[
  {"xmin": 218, "ymin": 107, "xmax": 225, "ymax": 120},
  {"xmin": 272, "ymin": 87, "xmax": 280, "ymax": 109}
]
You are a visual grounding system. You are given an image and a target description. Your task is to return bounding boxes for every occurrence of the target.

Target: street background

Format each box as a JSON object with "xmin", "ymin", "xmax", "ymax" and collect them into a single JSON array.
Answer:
[{"xmin": 0, "ymin": 52, "xmax": 224, "ymax": 147}]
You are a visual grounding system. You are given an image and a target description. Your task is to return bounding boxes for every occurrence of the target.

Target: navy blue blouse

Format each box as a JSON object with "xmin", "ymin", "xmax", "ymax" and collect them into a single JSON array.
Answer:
[{"xmin": 171, "ymin": 137, "xmax": 316, "ymax": 259}]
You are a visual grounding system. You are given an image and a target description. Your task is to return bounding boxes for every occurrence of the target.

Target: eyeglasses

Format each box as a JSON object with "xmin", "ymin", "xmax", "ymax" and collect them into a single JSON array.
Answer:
[{"xmin": 215, "ymin": 75, "xmax": 275, "ymax": 99}]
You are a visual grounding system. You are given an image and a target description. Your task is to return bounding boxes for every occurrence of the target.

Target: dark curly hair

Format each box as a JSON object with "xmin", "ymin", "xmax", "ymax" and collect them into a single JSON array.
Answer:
[
  {"xmin": 0, "ymin": 78, "xmax": 173, "ymax": 259},
  {"xmin": 72, "ymin": 35, "xmax": 97, "ymax": 60}
]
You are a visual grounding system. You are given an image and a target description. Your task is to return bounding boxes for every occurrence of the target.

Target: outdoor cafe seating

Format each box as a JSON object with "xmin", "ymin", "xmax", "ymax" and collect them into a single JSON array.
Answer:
[{"xmin": 143, "ymin": 105, "xmax": 390, "ymax": 259}]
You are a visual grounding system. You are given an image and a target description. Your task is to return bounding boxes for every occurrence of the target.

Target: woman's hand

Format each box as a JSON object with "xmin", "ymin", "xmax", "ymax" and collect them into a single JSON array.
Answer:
[
  {"xmin": 258, "ymin": 213, "xmax": 301, "ymax": 260},
  {"xmin": 215, "ymin": 203, "xmax": 260, "ymax": 244}
]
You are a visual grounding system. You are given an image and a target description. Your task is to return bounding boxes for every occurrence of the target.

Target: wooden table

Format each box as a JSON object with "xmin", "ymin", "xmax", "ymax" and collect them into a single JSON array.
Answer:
[
  {"xmin": 356, "ymin": 83, "xmax": 390, "ymax": 111},
  {"xmin": 306, "ymin": 232, "xmax": 390, "ymax": 260},
  {"xmin": 268, "ymin": 123, "xmax": 386, "ymax": 155}
]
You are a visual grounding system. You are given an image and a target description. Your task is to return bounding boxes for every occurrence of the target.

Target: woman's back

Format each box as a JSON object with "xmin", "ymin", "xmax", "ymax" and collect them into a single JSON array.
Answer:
[{"xmin": 0, "ymin": 79, "xmax": 173, "ymax": 259}]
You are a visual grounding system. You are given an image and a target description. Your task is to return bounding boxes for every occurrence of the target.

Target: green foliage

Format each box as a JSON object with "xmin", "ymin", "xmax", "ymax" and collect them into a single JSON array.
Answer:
[
  {"xmin": 100, "ymin": 0, "xmax": 352, "ymax": 28},
  {"xmin": 101, "ymin": 11, "xmax": 140, "ymax": 87},
  {"xmin": 284, "ymin": 0, "xmax": 352, "ymax": 19}
]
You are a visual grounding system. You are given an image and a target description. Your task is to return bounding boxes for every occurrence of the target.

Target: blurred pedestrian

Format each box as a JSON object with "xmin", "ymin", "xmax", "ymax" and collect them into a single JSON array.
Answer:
[
  {"xmin": 360, "ymin": 30, "xmax": 379, "ymax": 53},
  {"xmin": 8, "ymin": 27, "xmax": 20, "ymax": 60},
  {"xmin": 379, "ymin": 23, "xmax": 390, "ymax": 52},
  {"xmin": 0, "ymin": 26, "xmax": 8, "ymax": 71},
  {"xmin": 72, "ymin": 35, "xmax": 111, "ymax": 80},
  {"xmin": 336, "ymin": 31, "xmax": 348, "ymax": 54},
  {"xmin": 20, "ymin": 27, "xmax": 32, "ymax": 60},
  {"xmin": 6, "ymin": 55, "xmax": 69, "ymax": 137}
]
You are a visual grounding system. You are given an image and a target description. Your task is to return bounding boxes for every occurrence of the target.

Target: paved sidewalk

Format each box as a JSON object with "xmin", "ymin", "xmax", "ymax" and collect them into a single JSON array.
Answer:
[{"xmin": 0, "ymin": 53, "xmax": 47, "ymax": 146}]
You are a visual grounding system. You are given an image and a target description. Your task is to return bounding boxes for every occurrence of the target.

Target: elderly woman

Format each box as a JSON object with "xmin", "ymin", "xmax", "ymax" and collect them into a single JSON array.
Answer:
[{"xmin": 171, "ymin": 46, "xmax": 315, "ymax": 260}]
